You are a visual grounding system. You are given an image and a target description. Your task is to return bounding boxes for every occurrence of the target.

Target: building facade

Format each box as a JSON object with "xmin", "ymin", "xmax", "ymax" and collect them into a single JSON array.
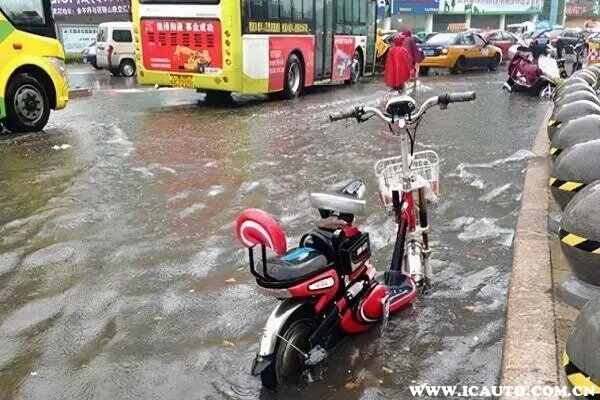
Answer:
[
  {"xmin": 51, "ymin": 0, "xmax": 131, "ymax": 54},
  {"xmin": 387, "ymin": 0, "xmax": 542, "ymax": 33}
]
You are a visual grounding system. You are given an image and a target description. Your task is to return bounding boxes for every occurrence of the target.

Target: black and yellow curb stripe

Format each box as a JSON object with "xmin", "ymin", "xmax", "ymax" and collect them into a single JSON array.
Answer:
[
  {"xmin": 559, "ymin": 229, "xmax": 600, "ymax": 253},
  {"xmin": 549, "ymin": 146, "xmax": 563, "ymax": 157},
  {"xmin": 549, "ymin": 177, "xmax": 586, "ymax": 193},
  {"xmin": 563, "ymin": 352, "xmax": 600, "ymax": 399},
  {"xmin": 548, "ymin": 119, "xmax": 561, "ymax": 127}
]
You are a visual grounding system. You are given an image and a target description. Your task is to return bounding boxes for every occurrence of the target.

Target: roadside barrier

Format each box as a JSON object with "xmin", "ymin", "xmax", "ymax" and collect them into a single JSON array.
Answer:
[
  {"xmin": 554, "ymin": 91, "xmax": 600, "ymax": 109},
  {"xmin": 549, "ymin": 115, "xmax": 600, "ymax": 160},
  {"xmin": 550, "ymin": 140, "xmax": 600, "ymax": 209},
  {"xmin": 564, "ymin": 296, "xmax": 600, "ymax": 397},
  {"xmin": 548, "ymin": 100, "xmax": 600, "ymax": 140},
  {"xmin": 552, "ymin": 67, "xmax": 600, "ymax": 309}
]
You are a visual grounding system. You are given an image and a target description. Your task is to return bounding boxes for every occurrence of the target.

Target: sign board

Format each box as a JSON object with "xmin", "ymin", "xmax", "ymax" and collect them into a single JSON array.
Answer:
[
  {"xmin": 393, "ymin": 0, "xmax": 440, "ymax": 14},
  {"xmin": 58, "ymin": 24, "xmax": 97, "ymax": 53},
  {"xmin": 439, "ymin": 0, "xmax": 543, "ymax": 14},
  {"xmin": 565, "ymin": 0, "xmax": 599, "ymax": 16},
  {"xmin": 51, "ymin": 0, "xmax": 130, "ymax": 17}
]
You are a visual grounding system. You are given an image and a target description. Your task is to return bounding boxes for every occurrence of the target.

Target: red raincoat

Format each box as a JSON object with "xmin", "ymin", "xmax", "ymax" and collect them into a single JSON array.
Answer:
[{"xmin": 384, "ymin": 35, "xmax": 412, "ymax": 90}]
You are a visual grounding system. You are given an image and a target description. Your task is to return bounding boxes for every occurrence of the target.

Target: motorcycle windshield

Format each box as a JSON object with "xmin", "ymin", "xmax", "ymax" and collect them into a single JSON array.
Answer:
[{"xmin": 538, "ymin": 56, "xmax": 560, "ymax": 81}]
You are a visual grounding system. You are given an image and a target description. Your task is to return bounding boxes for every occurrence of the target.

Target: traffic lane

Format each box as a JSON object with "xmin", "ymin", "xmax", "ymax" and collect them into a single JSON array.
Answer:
[
  {"xmin": 67, "ymin": 64, "xmax": 139, "ymax": 91},
  {"xmin": 0, "ymin": 71, "xmax": 548, "ymax": 400}
]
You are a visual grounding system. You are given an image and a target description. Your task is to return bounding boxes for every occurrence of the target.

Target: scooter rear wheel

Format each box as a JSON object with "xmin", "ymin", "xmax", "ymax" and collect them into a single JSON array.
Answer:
[{"xmin": 261, "ymin": 318, "xmax": 316, "ymax": 389}]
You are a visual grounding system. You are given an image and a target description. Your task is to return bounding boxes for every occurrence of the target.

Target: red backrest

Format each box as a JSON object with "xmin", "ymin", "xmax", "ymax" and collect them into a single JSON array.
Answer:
[{"xmin": 235, "ymin": 208, "xmax": 287, "ymax": 256}]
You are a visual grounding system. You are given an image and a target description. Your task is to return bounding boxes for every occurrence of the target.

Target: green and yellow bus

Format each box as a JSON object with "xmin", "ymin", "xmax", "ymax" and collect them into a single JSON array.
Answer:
[
  {"xmin": 0, "ymin": 0, "xmax": 69, "ymax": 132},
  {"xmin": 131, "ymin": 0, "xmax": 377, "ymax": 100}
]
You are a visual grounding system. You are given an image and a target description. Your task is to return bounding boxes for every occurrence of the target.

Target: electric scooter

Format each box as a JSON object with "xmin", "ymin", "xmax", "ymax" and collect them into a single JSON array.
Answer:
[
  {"xmin": 234, "ymin": 91, "xmax": 477, "ymax": 389},
  {"xmin": 504, "ymin": 44, "xmax": 562, "ymax": 97}
]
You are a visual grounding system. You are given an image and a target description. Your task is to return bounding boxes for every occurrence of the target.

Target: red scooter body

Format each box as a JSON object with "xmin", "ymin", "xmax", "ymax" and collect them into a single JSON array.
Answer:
[{"xmin": 235, "ymin": 181, "xmax": 418, "ymax": 388}]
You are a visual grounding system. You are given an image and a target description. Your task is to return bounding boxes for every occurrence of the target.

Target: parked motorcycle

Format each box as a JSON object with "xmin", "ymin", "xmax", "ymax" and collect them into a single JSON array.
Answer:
[
  {"xmin": 504, "ymin": 44, "xmax": 562, "ymax": 97},
  {"xmin": 234, "ymin": 91, "xmax": 477, "ymax": 388}
]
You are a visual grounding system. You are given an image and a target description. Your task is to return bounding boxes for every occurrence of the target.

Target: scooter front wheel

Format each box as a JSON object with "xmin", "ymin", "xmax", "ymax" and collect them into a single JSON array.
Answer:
[{"xmin": 261, "ymin": 318, "xmax": 316, "ymax": 389}]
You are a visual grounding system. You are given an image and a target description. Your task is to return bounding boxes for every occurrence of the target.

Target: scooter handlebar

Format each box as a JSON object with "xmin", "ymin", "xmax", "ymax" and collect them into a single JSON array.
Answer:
[
  {"xmin": 439, "ymin": 91, "xmax": 477, "ymax": 105},
  {"xmin": 329, "ymin": 106, "xmax": 362, "ymax": 122}
]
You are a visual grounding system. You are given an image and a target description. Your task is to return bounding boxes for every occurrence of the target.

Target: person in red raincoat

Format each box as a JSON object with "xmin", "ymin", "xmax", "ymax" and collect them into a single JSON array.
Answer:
[
  {"xmin": 400, "ymin": 28, "xmax": 425, "ymax": 78},
  {"xmin": 384, "ymin": 34, "xmax": 412, "ymax": 91}
]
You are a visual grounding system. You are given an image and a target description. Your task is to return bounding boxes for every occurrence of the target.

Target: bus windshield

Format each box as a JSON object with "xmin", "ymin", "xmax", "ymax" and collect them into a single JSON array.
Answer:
[{"xmin": 0, "ymin": 0, "xmax": 55, "ymax": 37}]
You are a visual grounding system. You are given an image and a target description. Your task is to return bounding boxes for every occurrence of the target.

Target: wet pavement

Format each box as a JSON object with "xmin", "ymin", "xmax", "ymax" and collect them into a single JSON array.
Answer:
[{"xmin": 0, "ymin": 65, "xmax": 548, "ymax": 400}]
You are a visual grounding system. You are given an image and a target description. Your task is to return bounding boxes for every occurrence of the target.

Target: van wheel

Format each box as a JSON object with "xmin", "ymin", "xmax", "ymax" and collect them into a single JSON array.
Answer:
[
  {"xmin": 4, "ymin": 73, "xmax": 50, "ymax": 133},
  {"xmin": 120, "ymin": 60, "xmax": 136, "ymax": 77},
  {"xmin": 282, "ymin": 54, "xmax": 304, "ymax": 99}
]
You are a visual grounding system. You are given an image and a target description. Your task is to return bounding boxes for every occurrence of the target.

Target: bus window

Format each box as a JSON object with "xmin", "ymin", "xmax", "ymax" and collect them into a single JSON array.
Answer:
[
  {"xmin": 345, "ymin": 0, "xmax": 352, "ymax": 24},
  {"xmin": 303, "ymin": 0, "xmax": 313, "ymax": 20},
  {"xmin": 353, "ymin": 0, "xmax": 359, "ymax": 23},
  {"xmin": 0, "ymin": 0, "xmax": 44, "ymax": 25},
  {"xmin": 250, "ymin": 0, "xmax": 267, "ymax": 19},
  {"xmin": 292, "ymin": 0, "xmax": 302, "ymax": 21},
  {"xmin": 336, "ymin": 0, "xmax": 343, "ymax": 24},
  {"xmin": 268, "ymin": 0, "xmax": 279, "ymax": 18},
  {"xmin": 359, "ymin": 0, "xmax": 367, "ymax": 23},
  {"xmin": 280, "ymin": 0, "xmax": 292, "ymax": 19}
]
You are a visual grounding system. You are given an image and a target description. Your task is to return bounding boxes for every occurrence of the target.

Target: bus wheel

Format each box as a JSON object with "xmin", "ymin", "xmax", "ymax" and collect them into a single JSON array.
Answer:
[
  {"xmin": 4, "ymin": 73, "xmax": 50, "ymax": 133},
  {"xmin": 120, "ymin": 59, "xmax": 136, "ymax": 77},
  {"xmin": 346, "ymin": 51, "xmax": 362, "ymax": 84},
  {"xmin": 283, "ymin": 54, "xmax": 304, "ymax": 99}
]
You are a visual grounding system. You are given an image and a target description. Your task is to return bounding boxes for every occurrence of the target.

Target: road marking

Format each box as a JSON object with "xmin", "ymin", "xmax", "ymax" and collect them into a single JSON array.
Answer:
[
  {"xmin": 564, "ymin": 352, "xmax": 600, "ymax": 395},
  {"xmin": 549, "ymin": 177, "xmax": 586, "ymax": 192},
  {"xmin": 560, "ymin": 228, "xmax": 600, "ymax": 253},
  {"xmin": 93, "ymin": 87, "xmax": 184, "ymax": 94}
]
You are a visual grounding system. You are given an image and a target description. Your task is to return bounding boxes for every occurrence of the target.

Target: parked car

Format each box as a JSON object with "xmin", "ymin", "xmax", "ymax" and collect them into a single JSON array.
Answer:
[
  {"xmin": 96, "ymin": 22, "xmax": 136, "ymax": 77},
  {"xmin": 417, "ymin": 31, "xmax": 503, "ymax": 74},
  {"xmin": 530, "ymin": 28, "xmax": 585, "ymax": 56},
  {"xmin": 482, "ymin": 30, "xmax": 521, "ymax": 60},
  {"xmin": 82, "ymin": 40, "xmax": 99, "ymax": 69},
  {"xmin": 506, "ymin": 21, "xmax": 536, "ymax": 38}
]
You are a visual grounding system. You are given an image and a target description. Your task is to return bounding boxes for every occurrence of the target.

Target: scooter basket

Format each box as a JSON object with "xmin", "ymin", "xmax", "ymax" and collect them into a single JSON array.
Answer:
[{"xmin": 374, "ymin": 150, "xmax": 440, "ymax": 211}]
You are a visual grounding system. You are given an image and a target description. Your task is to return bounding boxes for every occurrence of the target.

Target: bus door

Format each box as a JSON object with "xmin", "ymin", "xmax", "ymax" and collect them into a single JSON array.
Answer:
[
  {"xmin": 364, "ymin": 0, "xmax": 376, "ymax": 75},
  {"xmin": 315, "ymin": 0, "xmax": 334, "ymax": 80}
]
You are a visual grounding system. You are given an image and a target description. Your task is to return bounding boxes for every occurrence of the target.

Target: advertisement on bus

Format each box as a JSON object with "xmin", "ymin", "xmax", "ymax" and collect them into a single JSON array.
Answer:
[{"xmin": 140, "ymin": 19, "xmax": 223, "ymax": 74}]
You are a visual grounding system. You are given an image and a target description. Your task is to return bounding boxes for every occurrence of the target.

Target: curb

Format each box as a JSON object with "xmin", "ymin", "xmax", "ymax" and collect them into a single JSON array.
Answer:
[
  {"xmin": 69, "ymin": 88, "xmax": 92, "ymax": 99},
  {"xmin": 500, "ymin": 107, "xmax": 559, "ymax": 400}
]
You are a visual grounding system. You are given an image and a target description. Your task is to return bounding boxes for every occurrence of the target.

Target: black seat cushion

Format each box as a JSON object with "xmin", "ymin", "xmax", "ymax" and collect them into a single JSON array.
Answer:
[{"xmin": 262, "ymin": 247, "xmax": 329, "ymax": 282}]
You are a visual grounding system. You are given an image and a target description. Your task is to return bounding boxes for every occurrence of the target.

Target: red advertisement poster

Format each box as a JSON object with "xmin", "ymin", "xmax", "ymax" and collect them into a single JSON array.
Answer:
[
  {"xmin": 332, "ymin": 36, "xmax": 356, "ymax": 81},
  {"xmin": 141, "ymin": 19, "xmax": 222, "ymax": 73},
  {"xmin": 268, "ymin": 36, "xmax": 315, "ymax": 91}
]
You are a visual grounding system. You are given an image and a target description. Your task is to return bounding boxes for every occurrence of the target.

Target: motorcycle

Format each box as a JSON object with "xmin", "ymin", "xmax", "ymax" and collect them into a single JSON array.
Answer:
[
  {"xmin": 504, "ymin": 44, "xmax": 562, "ymax": 97},
  {"xmin": 234, "ymin": 91, "xmax": 477, "ymax": 388}
]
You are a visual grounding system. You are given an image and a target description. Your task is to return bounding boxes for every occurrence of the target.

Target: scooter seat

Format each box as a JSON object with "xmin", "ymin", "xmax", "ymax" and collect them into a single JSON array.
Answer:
[{"xmin": 260, "ymin": 247, "xmax": 329, "ymax": 283}]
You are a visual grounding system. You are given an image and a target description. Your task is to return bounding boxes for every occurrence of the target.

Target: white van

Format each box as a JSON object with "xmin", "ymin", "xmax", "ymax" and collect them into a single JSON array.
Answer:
[{"xmin": 96, "ymin": 22, "xmax": 136, "ymax": 77}]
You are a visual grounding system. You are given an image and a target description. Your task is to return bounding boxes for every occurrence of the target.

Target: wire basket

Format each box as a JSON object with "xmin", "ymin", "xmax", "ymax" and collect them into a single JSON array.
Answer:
[{"xmin": 374, "ymin": 150, "xmax": 440, "ymax": 210}]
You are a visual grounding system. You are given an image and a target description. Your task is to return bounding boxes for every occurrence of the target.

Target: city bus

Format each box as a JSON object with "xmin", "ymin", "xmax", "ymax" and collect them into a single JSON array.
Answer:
[
  {"xmin": 131, "ymin": 0, "xmax": 378, "ymax": 100},
  {"xmin": 0, "ymin": 0, "xmax": 69, "ymax": 132}
]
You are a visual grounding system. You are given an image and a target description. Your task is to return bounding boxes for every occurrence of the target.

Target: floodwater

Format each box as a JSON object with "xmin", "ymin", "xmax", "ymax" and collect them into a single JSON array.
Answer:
[{"xmin": 0, "ymin": 68, "xmax": 548, "ymax": 400}]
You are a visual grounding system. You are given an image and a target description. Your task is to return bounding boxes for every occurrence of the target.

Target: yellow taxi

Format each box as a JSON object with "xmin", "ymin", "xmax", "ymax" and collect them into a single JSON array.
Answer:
[{"xmin": 418, "ymin": 31, "xmax": 503, "ymax": 75}]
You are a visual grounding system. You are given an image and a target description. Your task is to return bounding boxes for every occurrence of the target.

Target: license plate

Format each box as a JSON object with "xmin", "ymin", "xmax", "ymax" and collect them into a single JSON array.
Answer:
[
  {"xmin": 424, "ymin": 50, "xmax": 434, "ymax": 56},
  {"xmin": 169, "ymin": 74, "xmax": 194, "ymax": 88}
]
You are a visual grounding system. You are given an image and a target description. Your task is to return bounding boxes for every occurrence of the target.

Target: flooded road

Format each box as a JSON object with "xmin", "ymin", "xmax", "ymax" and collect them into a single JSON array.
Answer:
[{"xmin": 0, "ymin": 68, "xmax": 548, "ymax": 400}]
